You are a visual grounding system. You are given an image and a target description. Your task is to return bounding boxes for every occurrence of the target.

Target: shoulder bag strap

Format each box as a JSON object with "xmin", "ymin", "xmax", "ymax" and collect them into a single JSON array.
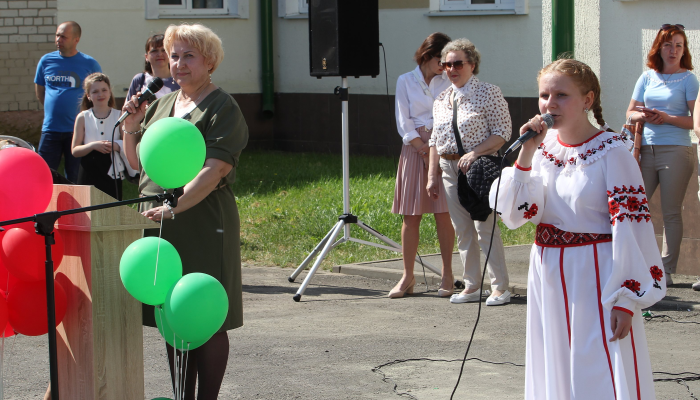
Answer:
[{"xmin": 451, "ymin": 90, "xmax": 466, "ymax": 157}]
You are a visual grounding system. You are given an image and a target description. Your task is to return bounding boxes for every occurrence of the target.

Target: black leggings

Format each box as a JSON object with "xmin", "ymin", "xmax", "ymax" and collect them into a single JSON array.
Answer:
[{"xmin": 166, "ymin": 331, "xmax": 230, "ymax": 400}]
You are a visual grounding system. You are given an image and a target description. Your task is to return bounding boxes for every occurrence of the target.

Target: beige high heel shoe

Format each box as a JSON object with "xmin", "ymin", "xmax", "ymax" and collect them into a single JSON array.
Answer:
[{"xmin": 388, "ymin": 277, "xmax": 415, "ymax": 298}]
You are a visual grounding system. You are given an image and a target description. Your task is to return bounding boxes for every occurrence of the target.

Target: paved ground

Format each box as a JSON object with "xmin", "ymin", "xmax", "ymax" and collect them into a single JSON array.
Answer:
[{"xmin": 2, "ymin": 245, "xmax": 700, "ymax": 399}]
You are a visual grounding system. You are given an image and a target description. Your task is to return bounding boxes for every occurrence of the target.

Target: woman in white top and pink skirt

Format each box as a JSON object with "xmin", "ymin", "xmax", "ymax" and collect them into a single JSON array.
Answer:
[{"xmin": 390, "ymin": 33, "xmax": 455, "ymax": 298}]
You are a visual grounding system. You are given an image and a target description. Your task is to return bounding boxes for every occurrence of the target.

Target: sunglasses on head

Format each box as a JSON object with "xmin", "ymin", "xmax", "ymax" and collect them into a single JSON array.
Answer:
[
  {"xmin": 439, "ymin": 60, "xmax": 466, "ymax": 70},
  {"xmin": 660, "ymin": 24, "xmax": 685, "ymax": 31}
]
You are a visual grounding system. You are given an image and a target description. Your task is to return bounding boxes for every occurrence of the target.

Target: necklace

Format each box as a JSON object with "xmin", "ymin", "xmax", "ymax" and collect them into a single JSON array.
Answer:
[
  {"xmin": 176, "ymin": 81, "xmax": 211, "ymax": 112},
  {"xmin": 661, "ymin": 67, "xmax": 682, "ymax": 85}
]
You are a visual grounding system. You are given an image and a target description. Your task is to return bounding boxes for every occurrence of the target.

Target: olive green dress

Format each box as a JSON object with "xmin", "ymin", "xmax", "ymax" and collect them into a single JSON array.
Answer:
[{"xmin": 136, "ymin": 88, "xmax": 248, "ymax": 332}]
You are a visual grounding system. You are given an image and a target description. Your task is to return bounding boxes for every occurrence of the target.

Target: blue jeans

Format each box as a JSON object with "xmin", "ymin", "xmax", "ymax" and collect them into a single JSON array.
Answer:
[{"xmin": 38, "ymin": 131, "xmax": 81, "ymax": 183}]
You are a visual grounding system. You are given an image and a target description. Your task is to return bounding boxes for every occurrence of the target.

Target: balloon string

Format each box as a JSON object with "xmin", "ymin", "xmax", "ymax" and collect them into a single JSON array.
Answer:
[
  {"xmin": 182, "ymin": 343, "xmax": 189, "ymax": 399},
  {"xmin": 179, "ymin": 340, "xmax": 184, "ymax": 400},
  {"xmin": 154, "ymin": 216, "xmax": 163, "ymax": 286},
  {"xmin": 173, "ymin": 330, "xmax": 179, "ymax": 400}
]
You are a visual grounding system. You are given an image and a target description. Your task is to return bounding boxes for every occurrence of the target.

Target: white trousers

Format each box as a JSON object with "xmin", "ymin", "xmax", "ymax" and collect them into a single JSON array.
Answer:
[{"xmin": 440, "ymin": 158, "xmax": 509, "ymax": 291}]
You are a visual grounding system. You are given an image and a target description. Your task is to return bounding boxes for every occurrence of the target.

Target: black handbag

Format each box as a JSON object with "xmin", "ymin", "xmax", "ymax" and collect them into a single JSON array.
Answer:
[{"xmin": 450, "ymin": 93, "xmax": 504, "ymax": 221}]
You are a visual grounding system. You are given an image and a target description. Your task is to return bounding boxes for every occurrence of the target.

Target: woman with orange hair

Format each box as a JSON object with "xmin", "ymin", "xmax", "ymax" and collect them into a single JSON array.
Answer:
[{"xmin": 625, "ymin": 24, "xmax": 698, "ymax": 287}]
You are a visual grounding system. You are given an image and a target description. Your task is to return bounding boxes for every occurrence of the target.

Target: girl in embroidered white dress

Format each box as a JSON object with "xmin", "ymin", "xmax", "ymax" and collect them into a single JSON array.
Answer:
[{"xmin": 490, "ymin": 59, "xmax": 666, "ymax": 400}]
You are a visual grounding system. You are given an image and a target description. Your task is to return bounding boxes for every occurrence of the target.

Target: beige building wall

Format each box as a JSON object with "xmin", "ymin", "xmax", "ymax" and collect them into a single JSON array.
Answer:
[
  {"xmin": 57, "ymin": 0, "xmax": 542, "ymax": 98},
  {"xmin": 57, "ymin": 0, "xmax": 262, "ymax": 96}
]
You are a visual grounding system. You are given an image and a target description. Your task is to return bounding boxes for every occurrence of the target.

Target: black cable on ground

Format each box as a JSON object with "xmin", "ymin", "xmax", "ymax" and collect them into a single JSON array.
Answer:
[
  {"xmin": 449, "ymin": 157, "xmax": 507, "ymax": 399},
  {"xmin": 372, "ymin": 357, "xmax": 524, "ymax": 400}
]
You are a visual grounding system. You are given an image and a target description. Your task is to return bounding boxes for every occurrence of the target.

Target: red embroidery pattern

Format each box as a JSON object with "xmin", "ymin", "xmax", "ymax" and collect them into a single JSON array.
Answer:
[
  {"xmin": 576, "ymin": 135, "xmax": 626, "ymax": 161},
  {"xmin": 622, "ymin": 279, "xmax": 645, "ymax": 297},
  {"xmin": 607, "ymin": 185, "xmax": 651, "ymax": 225},
  {"xmin": 650, "ymin": 266, "xmax": 663, "ymax": 290},
  {"xmin": 535, "ymin": 224, "xmax": 612, "ymax": 247},
  {"xmin": 538, "ymin": 135, "xmax": 628, "ymax": 167},
  {"xmin": 518, "ymin": 202, "xmax": 538, "ymax": 219},
  {"xmin": 538, "ymin": 143, "xmax": 565, "ymax": 167}
]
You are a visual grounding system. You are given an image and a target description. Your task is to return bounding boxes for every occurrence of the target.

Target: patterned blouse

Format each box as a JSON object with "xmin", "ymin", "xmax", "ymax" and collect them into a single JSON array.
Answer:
[{"xmin": 429, "ymin": 75, "xmax": 511, "ymax": 155}]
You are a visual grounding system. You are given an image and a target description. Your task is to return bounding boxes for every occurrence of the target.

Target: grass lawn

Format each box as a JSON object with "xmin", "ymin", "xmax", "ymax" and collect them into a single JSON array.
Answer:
[{"xmin": 123, "ymin": 150, "xmax": 536, "ymax": 269}]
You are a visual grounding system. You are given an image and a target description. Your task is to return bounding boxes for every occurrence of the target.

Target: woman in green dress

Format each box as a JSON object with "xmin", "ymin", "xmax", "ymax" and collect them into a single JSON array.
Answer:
[{"xmin": 122, "ymin": 23, "xmax": 248, "ymax": 400}]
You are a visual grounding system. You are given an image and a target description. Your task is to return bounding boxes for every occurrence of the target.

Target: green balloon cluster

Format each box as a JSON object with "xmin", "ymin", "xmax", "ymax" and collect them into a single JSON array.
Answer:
[
  {"xmin": 140, "ymin": 117, "xmax": 206, "ymax": 189},
  {"xmin": 120, "ymin": 238, "xmax": 228, "ymax": 351},
  {"xmin": 119, "ymin": 237, "xmax": 182, "ymax": 306}
]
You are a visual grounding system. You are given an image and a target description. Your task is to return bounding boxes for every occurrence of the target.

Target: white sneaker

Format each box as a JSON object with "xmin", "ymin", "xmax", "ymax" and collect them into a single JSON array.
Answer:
[
  {"xmin": 450, "ymin": 289, "xmax": 490, "ymax": 304},
  {"xmin": 692, "ymin": 280, "xmax": 700, "ymax": 291},
  {"xmin": 485, "ymin": 290, "xmax": 511, "ymax": 306}
]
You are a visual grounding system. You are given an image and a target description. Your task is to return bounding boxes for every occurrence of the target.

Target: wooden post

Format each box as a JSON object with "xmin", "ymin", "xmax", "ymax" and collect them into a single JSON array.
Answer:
[{"xmin": 47, "ymin": 185, "xmax": 157, "ymax": 399}]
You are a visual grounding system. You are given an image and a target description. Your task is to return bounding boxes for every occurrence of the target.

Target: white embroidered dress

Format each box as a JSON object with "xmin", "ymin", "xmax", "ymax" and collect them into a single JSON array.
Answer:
[{"xmin": 490, "ymin": 130, "xmax": 666, "ymax": 400}]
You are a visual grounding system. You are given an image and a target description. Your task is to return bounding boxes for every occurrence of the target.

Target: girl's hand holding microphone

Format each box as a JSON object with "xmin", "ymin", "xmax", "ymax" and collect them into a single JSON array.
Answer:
[{"xmin": 515, "ymin": 114, "xmax": 551, "ymax": 168}]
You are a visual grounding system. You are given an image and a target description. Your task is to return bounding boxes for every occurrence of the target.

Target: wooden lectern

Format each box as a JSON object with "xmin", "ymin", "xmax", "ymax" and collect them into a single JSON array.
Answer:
[{"xmin": 47, "ymin": 185, "xmax": 158, "ymax": 399}]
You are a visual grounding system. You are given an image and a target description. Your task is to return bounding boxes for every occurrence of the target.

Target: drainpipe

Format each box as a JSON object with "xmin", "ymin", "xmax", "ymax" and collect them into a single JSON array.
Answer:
[
  {"xmin": 552, "ymin": 0, "xmax": 574, "ymax": 61},
  {"xmin": 261, "ymin": 0, "xmax": 274, "ymax": 118}
]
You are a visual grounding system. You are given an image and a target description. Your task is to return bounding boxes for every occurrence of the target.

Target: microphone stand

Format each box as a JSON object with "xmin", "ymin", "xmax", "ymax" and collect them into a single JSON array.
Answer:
[{"xmin": 0, "ymin": 189, "xmax": 182, "ymax": 400}]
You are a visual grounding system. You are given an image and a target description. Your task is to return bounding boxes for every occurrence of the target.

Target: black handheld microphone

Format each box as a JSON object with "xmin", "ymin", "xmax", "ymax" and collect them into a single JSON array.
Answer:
[
  {"xmin": 115, "ymin": 77, "xmax": 164, "ymax": 128},
  {"xmin": 504, "ymin": 113, "xmax": 554, "ymax": 156}
]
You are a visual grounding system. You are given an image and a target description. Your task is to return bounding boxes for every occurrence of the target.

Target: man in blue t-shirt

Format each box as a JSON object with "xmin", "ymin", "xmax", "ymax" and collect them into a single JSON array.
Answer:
[{"xmin": 34, "ymin": 21, "xmax": 101, "ymax": 183}]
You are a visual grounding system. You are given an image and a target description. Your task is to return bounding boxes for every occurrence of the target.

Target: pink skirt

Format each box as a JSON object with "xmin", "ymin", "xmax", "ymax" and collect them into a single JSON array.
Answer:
[{"xmin": 392, "ymin": 126, "xmax": 449, "ymax": 216}]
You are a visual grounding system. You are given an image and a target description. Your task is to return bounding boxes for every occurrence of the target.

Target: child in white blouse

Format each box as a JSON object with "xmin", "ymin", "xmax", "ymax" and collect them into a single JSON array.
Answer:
[{"xmin": 71, "ymin": 72, "xmax": 125, "ymax": 199}]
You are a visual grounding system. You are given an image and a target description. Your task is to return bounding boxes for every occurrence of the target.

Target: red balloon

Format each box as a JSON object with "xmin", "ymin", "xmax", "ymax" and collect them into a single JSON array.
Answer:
[
  {"xmin": 0, "ymin": 147, "xmax": 53, "ymax": 221},
  {"xmin": 7, "ymin": 279, "xmax": 67, "ymax": 336},
  {"xmin": 0, "ymin": 227, "xmax": 63, "ymax": 281}
]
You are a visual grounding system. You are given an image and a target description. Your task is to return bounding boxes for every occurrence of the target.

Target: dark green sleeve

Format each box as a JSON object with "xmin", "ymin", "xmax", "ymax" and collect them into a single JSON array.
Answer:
[{"xmin": 201, "ymin": 93, "xmax": 249, "ymax": 169}]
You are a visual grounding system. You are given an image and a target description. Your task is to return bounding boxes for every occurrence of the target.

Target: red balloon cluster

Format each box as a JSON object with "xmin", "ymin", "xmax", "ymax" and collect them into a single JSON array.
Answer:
[{"xmin": 0, "ymin": 148, "xmax": 67, "ymax": 337}]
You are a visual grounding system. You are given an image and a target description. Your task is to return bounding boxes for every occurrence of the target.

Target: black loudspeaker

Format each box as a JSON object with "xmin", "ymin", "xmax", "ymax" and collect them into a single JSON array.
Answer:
[{"xmin": 308, "ymin": 0, "xmax": 379, "ymax": 78}]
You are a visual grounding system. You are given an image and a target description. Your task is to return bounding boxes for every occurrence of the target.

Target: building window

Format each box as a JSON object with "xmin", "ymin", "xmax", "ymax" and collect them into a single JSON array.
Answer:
[
  {"xmin": 145, "ymin": 0, "xmax": 249, "ymax": 19},
  {"xmin": 429, "ymin": 0, "xmax": 527, "ymax": 15},
  {"xmin": 279, "ymin": 0, "xmax": 308, "ymax": 19}
]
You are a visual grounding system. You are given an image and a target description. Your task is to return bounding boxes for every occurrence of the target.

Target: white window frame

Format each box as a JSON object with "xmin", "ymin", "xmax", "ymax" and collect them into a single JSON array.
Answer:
[
  {"xmin": 428, "ymin": 0, "xmax": 527, "ymax": 16},
  {"xmin": 278, "ymin": 0, "xmax": 308, "ymax": 19},
  {"xmin": 146, "ymin": 0, "xmax": 249, "ymax": 19}
]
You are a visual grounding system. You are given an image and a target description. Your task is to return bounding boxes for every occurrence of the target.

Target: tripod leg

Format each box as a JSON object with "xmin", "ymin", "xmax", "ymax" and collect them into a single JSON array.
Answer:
[
  {"xmin": 355, "ymin": 220, "xmax": 442, "ymax": 276},
  {"xmin": 293, "ymin": 220, "xmax": 345, "ymax": 302},
  {"xmin": 288, "ymin": 226, "xmax": 336, "ymax": 282}
]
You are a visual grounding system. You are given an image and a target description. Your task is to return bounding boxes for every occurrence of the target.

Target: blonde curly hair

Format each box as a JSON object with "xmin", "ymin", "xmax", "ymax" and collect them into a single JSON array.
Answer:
[{"xmin": 164, "ymin": 23, "xmax": 224, "ymax": 74}]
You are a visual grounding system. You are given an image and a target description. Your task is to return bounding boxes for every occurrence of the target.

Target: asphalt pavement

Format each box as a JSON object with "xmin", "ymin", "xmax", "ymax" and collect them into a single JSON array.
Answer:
[{"xmin": 2, "ymin": 244, "xmax": 700, "ymax": 399}]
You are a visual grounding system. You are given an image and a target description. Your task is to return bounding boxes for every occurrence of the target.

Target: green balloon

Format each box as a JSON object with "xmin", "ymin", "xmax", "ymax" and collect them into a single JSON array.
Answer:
[
  {"xmin": 120, "ymin": 237, "xmax": 183, "ymax": 306},
  {"xmin": 140, "ymin": 117, "xmax": 206, "ymax": 189},
  {"xmin": 154, "ymin": 306, "xmax": 207, "ymax": 351},
  {"xmin": 164, "ymin": 273, "xmax": 228, "ymax": 343}
]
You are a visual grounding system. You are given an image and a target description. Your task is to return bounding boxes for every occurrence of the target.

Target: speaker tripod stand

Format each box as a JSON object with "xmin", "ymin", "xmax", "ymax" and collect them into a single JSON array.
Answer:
[{"xmin": 287, "ymin": 78, "xmax": 442, "ymax": 301}]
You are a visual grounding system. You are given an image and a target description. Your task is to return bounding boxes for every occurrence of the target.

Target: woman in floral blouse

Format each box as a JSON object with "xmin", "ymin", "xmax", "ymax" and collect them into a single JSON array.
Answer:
[{"xmin": 426, "ymin": 38, "xmax": 512, "ymax": 306}]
